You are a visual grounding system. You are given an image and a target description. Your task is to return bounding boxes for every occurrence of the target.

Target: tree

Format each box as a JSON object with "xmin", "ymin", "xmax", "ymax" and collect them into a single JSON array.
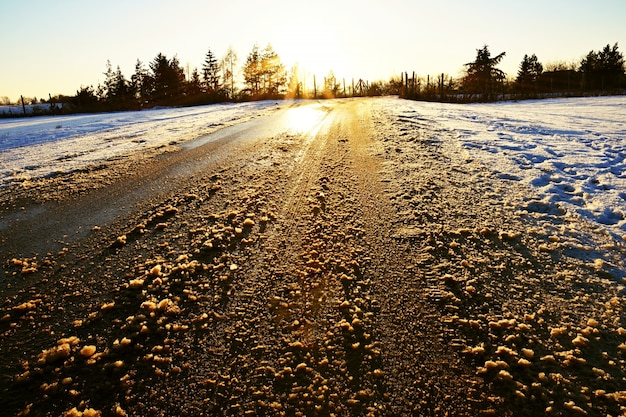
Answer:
[
  {"xmin": 243, "ymin": 44, "xmax": 262, "ymax": 97},
  {"xmin": 149, "ymin": 53, "xmax": 185, "ymax": 104},
  {"xmin": 260, "ymin": 44, "xmax": 286, "ymax": 97},
  {"xmin": 286, "ymin": 64, "xmax": 303, "ymax": 99},
  {"xmin": 580, "ymin": 43, "xmax": 624, "ymax": 90},
  {"xmin": 113, "ymin": 66, "xmax": 132, "ymax": 107},
  {"xmin": 243, "ymin": 44, "xmax": 286, "ymax": 99},
  {"xmin": 323, "ymin": 70, "xmax": 340, "ymax": 98},
  {"xmin": 598, "ymin": 43, "xmax": 624, "ymax": 89},
  {"xmin": 516, "ymin": 54, "xmax": 543, "ymax": 95},
  {"xmin": 103, "ymin": 60, "xmax": 115, "ymax": 101},
  {"xmin": 463, "ymin": 45, "xmax": 506, "ymax": 100},
  {"xmin": 202, "ymin": 48, "xmax": 220, "ymax": 93},
  {"xmin": 131, "ymin": 59, "xmax": 151, "ymax": 107},
  {"xmin": 220, "ymin": 46, "xmax": 238, "ymax": 99},
  {"xmin": 74, "ymin": 85, "xmax": 99, "ymax": 111},
  {"xmin": 187, "ymin": 68, "xmax": 203, "ymax": 97},
  {"xmin": 101, "ymin": 60, "xmax": 131, "ymax": 109}
]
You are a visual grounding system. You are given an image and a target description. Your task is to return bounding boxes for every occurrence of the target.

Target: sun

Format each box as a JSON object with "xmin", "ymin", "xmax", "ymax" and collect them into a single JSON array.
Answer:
[{"xmin": 274, "ymin": 22, "xmax": 350, "ymax": 83}]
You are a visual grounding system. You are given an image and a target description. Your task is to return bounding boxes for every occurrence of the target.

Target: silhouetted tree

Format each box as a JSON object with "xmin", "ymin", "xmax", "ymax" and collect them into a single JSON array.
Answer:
[
  {"xmin": 131, "ymin": 59, "xmax": 151, "ymax": 107},
  {"xmin": 463, "ymin": 45, "xmax": 506, "ymax": 101},
  {"xmin": 73, "ymin": 85, "xmax": 99, "ymax": 112},
  {"xmin": 580, "ymin": 43, "xmax": 624, "ymax": 91},
  {"xmin": 516, "ymin": 54, "xmax": 543, "ymax": 95},
  {"xmin": 202, "ymin": 48, "xmax": 220, "ymax": 93},
  {"xmin": 102, "ymin": 60, "xmax": 115, "ymax": 100},
  {"xmin": 149, "ymin": 53, "xmax": 185, "ymax": 104},
  {"xmin": 101, "ymin": 60, "xmax": 132, "ymax": 109},
  {"xmin": 188, "ymin": 68, "xmax": 202, "ymax": 97}
]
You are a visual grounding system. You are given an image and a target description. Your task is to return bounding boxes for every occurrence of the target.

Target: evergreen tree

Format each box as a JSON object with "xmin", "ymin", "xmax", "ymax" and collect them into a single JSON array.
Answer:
[
  {"xmin": 598, "ymin": 43, "xmax": 624, "ymax": 89},
  {"xmin": 187, "ymin": 68, "xmax": 203, "ymax": 98},
  {"xmin": 101, "ymin": 60, "xmax": 131, "ymax": 109},
  {"xmin": 74, "ymin": 85, "xmax": 99, "ymax": 111},
  {"xmin": 580, "ymin": 50, "xmax": 600, "ymax": 90},
  {"xmin": 102, "ymin": 60, "xmax": 116, "ymax": 103},
  {"xmin": 131, "ymin": 59, "xmax": 151, "ymax": 107},
  {"xmin": 581, "ymin": 43, "xmax": 625, "ymax": 90},
  {"xmin": 112, "ymin": 66, "xmax": 131, "ymax": 107},
  {"xmin": 260, "ymin": 44, "xmax": 286, "ymax": 97},
  {"xmin": 202, "ymin": 48, "xmax": 220, "ymax": 93},
  {"xmin": 243, "ymin": 44, "xmax": 262, "ymax": 97},
  {"xmin": 463, "ymin": 45, "xmax": 506, "ymax": 100},
  {"xmin": 149, "ymin": 53, "xmax": 185, "ymax": 104},
  {"xmin": 516, "ymin": 54, "xmax": 543, "ymax": 94}
]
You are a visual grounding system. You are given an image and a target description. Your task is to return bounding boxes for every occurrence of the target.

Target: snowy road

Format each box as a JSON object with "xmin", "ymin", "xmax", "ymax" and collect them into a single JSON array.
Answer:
[{"xmin": 1, "ymin": 96, "xmax": 625, "ymax": 241}]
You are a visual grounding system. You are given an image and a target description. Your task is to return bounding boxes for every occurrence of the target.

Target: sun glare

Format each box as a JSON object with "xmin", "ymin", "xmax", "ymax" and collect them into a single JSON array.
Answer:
[
  {"xmin": 284, "ymin": 106, "xmax": 326, "ymax": 134},
  {"xmin": 275, "ymin": 21, "xmax": 349, "ymax": 82}
]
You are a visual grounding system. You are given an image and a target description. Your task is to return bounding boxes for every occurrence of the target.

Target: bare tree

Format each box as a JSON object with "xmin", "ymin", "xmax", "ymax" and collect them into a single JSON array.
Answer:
[{"xmin": 220, "ymin": 46, "xmax": 238, "ymax": 99}]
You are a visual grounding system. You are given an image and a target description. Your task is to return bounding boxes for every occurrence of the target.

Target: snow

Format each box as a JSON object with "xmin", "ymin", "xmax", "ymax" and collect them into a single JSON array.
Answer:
[
  {"xmin": 385, "ymin": 95, "xmax": 626, "ymax": 241},
  {"xmin": 0, "ymin": 101, "xmax": 282, "ymax": 185},
  {"xmin": 1, "ymin": 95, "xmax": 625, "ymax": 242}
]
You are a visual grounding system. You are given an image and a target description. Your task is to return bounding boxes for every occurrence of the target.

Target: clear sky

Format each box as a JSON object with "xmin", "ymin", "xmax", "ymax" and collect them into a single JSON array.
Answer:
[{"xmin": 1, "ymin": 0, "xmax": 625, "ymax": 101}]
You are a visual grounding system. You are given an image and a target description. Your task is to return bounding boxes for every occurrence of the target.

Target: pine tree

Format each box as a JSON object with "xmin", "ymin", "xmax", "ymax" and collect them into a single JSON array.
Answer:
[
  {"xmin": 464, "ymin": 45, "xmax": 506, "ymax": 101},
  {"xmin": 243, "ymin": 44, "xmax": 262, "ymax": 97},
  {"xmin": 114, "ymin": 66, "xmax": 132, "ymax": 107},
  {"xmin": 131, "ymin": 59, "xmax": 151, "ymax": 107},
  {"xmin": 202, "ymin": 48, "xmax": 220, "ymax": 93},
  {"xmin": 149, "ymin": 53, "xmax": 185, "ymax": 104},
  {"xmin": 260, "ymin": 44, "xmax": 286, "ymax": 97},
  {"xmin": 103, "ymin": 60, "xmax": 115, "ymax": 102},
  {"xmin": 516, "ymin": 54, "xmax": 543, "ymax": 95},
  {"xmin": 596, "ymin": 43, "xmax": 624, "ymax": 90},
  {"xmin": 187, "ymin": 68, "xmax": 203, "ymax": 98}
]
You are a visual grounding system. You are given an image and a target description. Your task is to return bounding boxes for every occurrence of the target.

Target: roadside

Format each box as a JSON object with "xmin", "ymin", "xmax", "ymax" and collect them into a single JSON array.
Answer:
[{"xmin": 1, "ymin": 98, "xmax": 625, "ymax": 416}]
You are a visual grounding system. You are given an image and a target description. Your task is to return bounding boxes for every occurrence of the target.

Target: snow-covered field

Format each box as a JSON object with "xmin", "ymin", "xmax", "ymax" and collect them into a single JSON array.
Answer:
[
  {"xmin": 387, "ymin": 96, "xmax": 626, "ymax": 242},
  {"xmin": 1, "ymin": 96, "xmax": 625, "ymax": 241}
]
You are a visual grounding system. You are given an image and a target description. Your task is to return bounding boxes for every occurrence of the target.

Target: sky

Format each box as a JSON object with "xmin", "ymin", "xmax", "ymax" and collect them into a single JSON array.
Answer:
[{"xmin": 1, "ymin": 0, "xmax": 625, "ymax": 101}]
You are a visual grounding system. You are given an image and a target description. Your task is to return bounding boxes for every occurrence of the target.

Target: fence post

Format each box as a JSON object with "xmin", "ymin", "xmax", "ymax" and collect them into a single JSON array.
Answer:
[{"xmin": 21, "ymin": 95, "xmax": 26, "ymax": 115}]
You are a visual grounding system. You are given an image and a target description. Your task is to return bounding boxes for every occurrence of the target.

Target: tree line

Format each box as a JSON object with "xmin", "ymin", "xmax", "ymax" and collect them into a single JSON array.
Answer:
[
  {"xmin": 3, "ymin": 41, "xmax": 625, "ymax": 116},
  {"xmin": 401, "ymin": 42, "xmax": 625, "ymax": 102},
  {"xmin": 2, "ymin": 42, "xmax": 399, "ymax": 117}
]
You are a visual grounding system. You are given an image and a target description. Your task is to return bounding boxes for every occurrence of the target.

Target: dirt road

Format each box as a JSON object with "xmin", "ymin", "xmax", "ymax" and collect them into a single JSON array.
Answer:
[{"xmin": 1, "ymin": 98, "xmax": 625, "ymax": 416}]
